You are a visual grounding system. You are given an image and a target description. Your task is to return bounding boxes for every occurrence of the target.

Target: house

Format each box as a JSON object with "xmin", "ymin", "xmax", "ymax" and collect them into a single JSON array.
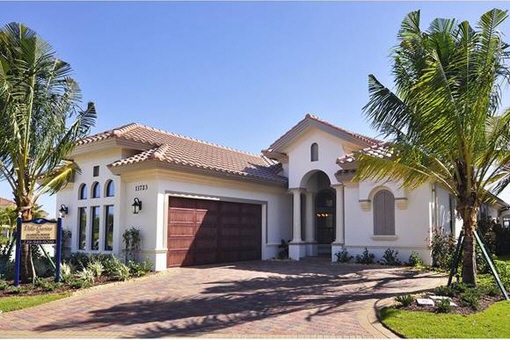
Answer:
[{"xmin": 56, "ymin": 114, "xmax": 507, "ymax": 270}]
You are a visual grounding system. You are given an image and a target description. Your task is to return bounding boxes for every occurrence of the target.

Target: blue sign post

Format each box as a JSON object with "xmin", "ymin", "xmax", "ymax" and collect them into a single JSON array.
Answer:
[{"xmin": 13, "ymin": 217, "xmax": 62, "ymax": 286}]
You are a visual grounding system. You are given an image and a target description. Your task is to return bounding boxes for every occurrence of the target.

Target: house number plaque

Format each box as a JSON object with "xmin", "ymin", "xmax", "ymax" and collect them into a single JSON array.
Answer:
[{"xmin": 135, "ymin": 184, "xmax": 148, "ymax": 191}]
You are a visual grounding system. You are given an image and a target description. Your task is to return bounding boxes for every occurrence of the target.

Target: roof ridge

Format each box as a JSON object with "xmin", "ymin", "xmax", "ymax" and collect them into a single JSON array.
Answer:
[
  {"xmin": 305, "ymin": 113, "xmax": 381, "ymax": 145},
  {"xmin": 129, "ymin": 123, "xmax": 266, "ymax": 158}
]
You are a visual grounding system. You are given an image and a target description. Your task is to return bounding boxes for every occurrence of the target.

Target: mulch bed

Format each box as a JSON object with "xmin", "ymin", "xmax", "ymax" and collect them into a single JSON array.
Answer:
[{"xmin": 399, "ymin": 293, "xmax": 503, "ymax": 315}]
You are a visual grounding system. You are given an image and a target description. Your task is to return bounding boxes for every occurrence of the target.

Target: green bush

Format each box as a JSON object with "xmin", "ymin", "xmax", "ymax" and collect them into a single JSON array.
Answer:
[
  {"xmin": 435, "ymin": 298, "xmax": 453, "ymax": 313},
  {"xmin": 5, "ymin": 285, "xmax": 27, "ymax": 295},
  {"xmin": 460, "ymin": 289, "xmax": 480, "ymax": 310},
  {"xmin": 68, "ymin": 279, "xmax": 91, "ymax": 289},
  {"xmin": 59, "ymin": 263, "xmax": 74, "ymax": 283},
  {"xmin": 128, "ymin": 259, "xmax": 153, "ymax": 277},
  {"xmin": 394, "ymin": 294, "xmax": 414, "ymax": 307},
  {"xmin": 379, "ymin": 248, "xmax": 401, "ymax": 266},
  {"xmin": 112, "ymin": 262, "xmax": 131, "ymax": 281},
  {"xmin": 429, "ymin": 227, "xmax": 456, "ymax": 269},
  {"xmin": 335, "ymin": 248, "xmax": 353, "ymax": 263},
  {"xmin": 34, "ymin": 277, "xmax": 60, "ymax": 292},
  {"xmin": 408, "ymin": 251, "xmax": 424, "ymax": 267},
  {"xmin": 433, "ymin": 285, "xmax": 455, "ymax": 297},
  {"xmin": 0, "ymin": 279, "xmax": 8, "ymax": 290},
  {"xmin": 75, "ymin": 268, "xmax": 95, "ymax": 284},
  {"xmin": 355, "ymin": 248, "xmax": 375, "ymax": 265},
  {"xmin": 87, "ymin": 260, "xmax": 104, "ymax": 278}
]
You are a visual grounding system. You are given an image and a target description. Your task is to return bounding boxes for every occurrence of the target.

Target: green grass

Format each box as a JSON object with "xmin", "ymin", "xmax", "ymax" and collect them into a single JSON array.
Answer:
[
  {"xmin": 379, "ymin": 300, "xmax": 510, "ymax": 338},
  {"xmin": 0, "ymin": 292, "xmax": 71, "ymax": 313}
]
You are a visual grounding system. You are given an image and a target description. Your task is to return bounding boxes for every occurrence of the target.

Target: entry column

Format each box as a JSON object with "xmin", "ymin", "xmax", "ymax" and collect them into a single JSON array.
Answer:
[
  {"xmin": 304, "ymin": 190, "xmax": 317, "ymax": 256},
  {"xmin": 331, "ymin": 183, "xmax": 345, "ymax": 261},
  {"xmin": 289, "ymin": 188, "xmax": 306, "ymax": 260}
]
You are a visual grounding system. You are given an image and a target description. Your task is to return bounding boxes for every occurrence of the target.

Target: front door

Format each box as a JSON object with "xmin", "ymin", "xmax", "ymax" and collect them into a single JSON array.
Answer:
[{"xmin": 315, "ymin": 190, "xmax": 335, "ymax": 255}]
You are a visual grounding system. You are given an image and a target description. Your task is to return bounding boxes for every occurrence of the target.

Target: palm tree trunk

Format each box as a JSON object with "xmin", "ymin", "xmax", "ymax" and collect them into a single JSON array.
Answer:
[
  {"xmin": 19, "ymin": 204, "xmax": 33, "ymax": 283},
  {"xmin": 461, "ymin": 208, "xmax": 477, "ymax": 285}
]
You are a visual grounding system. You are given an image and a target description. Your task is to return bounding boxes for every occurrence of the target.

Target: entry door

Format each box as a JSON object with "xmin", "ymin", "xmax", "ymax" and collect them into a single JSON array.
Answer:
[{"xmin": 315, "ymin": 190, "xmax": 335, "ymax": 244}]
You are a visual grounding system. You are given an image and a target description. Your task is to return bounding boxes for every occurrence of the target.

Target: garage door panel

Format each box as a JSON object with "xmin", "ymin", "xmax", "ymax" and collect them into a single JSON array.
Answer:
[{"xmin": 168, "ymin": 197, "xmax": 261, "ymax": 267}]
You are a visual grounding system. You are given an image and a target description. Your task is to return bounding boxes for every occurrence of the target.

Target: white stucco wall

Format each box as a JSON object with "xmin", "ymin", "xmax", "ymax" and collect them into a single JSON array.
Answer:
[
  {"xmin": 286, "ymin": 128, "xmax": 346, "ymax": 188},
  {"xmin": 343, "ymin": 181, "xmax": 433, "ymax": 265},
  {"xmin": 57, "ymin": 149, "xmax": 124, "ymax": 257}
]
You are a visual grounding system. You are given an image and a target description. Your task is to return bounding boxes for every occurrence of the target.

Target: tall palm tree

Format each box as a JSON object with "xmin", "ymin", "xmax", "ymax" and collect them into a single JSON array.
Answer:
[
  {"xmin": 0, "ymin": 22, "xmax": 96, "ymax": 282},
  {"xmin": 355, "ymin": 9, "xmax": 510, "ymax": 285}
]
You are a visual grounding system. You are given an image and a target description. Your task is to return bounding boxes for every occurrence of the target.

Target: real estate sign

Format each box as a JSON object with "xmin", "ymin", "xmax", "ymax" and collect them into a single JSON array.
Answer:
[
  {"xmin": 14, "ymin": 217, "xmax": 63, "ymax": 286},
  {"xmin": 20, "ymin": 222, "xmax": 57, "ymax": 244}
]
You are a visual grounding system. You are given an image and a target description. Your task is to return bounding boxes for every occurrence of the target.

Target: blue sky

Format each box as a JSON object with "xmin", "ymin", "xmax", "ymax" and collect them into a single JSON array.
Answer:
[{"xmin": 1, "ymin": 1, "xmax": 510, "ymax": 215}]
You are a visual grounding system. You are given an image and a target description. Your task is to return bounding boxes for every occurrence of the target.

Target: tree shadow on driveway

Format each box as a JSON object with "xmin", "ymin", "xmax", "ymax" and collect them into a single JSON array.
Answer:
[{"xmin": 34, "ymin": 262, "xmax": 445, "ymax": 338}]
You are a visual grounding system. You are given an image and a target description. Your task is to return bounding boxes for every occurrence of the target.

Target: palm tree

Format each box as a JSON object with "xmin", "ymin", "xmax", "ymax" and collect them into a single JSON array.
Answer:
[
  {"xmin": 0, "ymin": 22, "xmax": 96, "ymax": 282},
  {"xmin": 355, "ymin": 9, "xmax": 510, "ymax": 285}
]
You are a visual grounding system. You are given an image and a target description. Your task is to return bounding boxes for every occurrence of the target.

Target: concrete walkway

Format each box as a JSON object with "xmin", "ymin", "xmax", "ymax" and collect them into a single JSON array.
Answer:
[{"xmin": 0, "ymin": 258, "xmax": 446, "ymax": 338}]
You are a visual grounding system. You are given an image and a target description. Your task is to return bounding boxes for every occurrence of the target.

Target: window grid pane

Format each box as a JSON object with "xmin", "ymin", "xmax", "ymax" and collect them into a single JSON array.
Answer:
[
  {"xmin": 104, "ymin": 205, "xmax": 114, "ymax": 251},
  {"xmin": 78, "ymin": 207, "xmax": 87, "ymax": 250},
  {"xmin": 91, "ymin": 206, "xmax": 100, "ymax": 250}
]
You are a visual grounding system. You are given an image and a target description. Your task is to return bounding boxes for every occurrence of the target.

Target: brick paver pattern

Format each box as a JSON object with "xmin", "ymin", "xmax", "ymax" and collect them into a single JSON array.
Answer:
[{"xmin": 0, "ymin": 258, "xmax": 445, "ymax": 338}]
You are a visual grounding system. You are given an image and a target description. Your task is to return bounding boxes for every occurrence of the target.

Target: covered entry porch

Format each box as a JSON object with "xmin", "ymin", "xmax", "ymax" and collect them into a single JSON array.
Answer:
[{"xmin": 288, "ymin": 170, "xmax": 345, "ymax": 261}]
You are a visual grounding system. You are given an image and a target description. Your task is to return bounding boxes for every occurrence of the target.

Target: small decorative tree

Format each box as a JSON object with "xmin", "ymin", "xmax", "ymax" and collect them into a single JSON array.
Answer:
[{"xmin": 122, "ymin": 227, "xmax": 141, "ymax": 263}]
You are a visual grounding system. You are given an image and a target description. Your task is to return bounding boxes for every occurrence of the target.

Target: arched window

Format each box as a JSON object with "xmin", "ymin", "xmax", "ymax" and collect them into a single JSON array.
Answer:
[
  {"xmin": 311, "ymin": 143, "xmax": 319, "ymax": 162},
  {"xmin": 373, "ymin": 189, "xmax": 395, "ymax": 235},
  {"xmin": 91, "ymin": 182, "xmax": 101, "ymax": 199},
  {"xmin": 79, "ymin": 184, "xmax": 87, "ymax": 200},
  {"xmin": 105, "ymin": 180, "xmax": 115, "ymax": 197}
]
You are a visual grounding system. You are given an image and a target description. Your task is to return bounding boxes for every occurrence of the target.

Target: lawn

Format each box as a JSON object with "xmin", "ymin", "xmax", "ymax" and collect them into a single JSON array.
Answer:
[
  {"xmin": 379, "ymin": 300, "xmax": 510, "ymax": 338},
  {"xmin": 0, "ymin": 292, "xmax": 70, "ymax": 313}
]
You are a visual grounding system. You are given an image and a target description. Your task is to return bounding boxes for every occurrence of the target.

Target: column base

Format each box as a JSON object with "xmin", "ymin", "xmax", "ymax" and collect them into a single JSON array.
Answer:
[{"xmin": 289, "ymin": 242, "xmax": 307, "ymax": 260}]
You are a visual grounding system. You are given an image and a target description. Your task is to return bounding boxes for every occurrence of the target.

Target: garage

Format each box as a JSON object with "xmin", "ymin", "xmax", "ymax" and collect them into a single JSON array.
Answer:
[{"xmin": 167, "ymin": 196, "xmax": 262, "ymax": 267}]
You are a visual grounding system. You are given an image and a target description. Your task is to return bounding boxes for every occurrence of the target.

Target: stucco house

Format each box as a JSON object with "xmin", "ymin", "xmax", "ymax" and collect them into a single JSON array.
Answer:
[{"xmin": 56, "ymin": 114, "xmax": 508, "ymax": 270}]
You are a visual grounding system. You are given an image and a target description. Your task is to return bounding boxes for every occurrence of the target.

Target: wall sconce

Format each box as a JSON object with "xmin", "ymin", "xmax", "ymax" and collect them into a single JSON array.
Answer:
[
  {"xmin": 59, "ymin": 204, "xmax": 69, "ymax": 217},
  {"xmin": 132, "ymin": 198, "xmax": 142, "ymax": 214}
]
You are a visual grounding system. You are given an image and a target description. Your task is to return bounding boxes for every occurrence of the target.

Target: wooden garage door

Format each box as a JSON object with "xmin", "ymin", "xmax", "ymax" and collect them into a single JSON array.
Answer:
[{"xmin": 167, "ymin": 197, "xmax": 262, "ymax": 267}]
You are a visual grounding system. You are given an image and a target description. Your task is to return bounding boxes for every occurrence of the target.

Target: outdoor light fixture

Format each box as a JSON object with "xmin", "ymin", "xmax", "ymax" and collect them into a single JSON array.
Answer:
[
  {"xmin": 132, "ymin": 198, "xmax": 142, "ymax": 214},
  {"xmin": 59, "ymin": 204, "xmax": 69, "ymax": 217}
]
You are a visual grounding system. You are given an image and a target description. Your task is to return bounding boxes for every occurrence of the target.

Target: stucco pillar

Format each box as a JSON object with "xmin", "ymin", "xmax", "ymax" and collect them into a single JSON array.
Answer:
[
  {"xmin": 289, "ymin": 188, "xmax": 306, "ymax": 260},
  {"xmin": 291, "ymin": 188, "xmax": 303, "ymax": 243},
  {"xmin": 331, "ymin": 183, "xmax": 345, "ymax": 261},
  {"xmin": 305, "ymin": 191, "xmax": 315, "ymax": 242},
  {"xmin": 304, "ymin": 191, "xmax": 318, "ymax": 256}
]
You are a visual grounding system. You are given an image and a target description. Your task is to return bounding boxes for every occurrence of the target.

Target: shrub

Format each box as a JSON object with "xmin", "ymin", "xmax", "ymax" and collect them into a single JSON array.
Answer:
[
  {"xmin": 69, "ymin": 279, "xmax": 91, "ymax": 289},
  {"xmin": 5, "ymin": 285, "xmax": 27, "ymax": 295},
  {"xmin": 67, "ymin": 252, "xmax": 91, "ymax": 271},
  {"xmin": 429, "ymin": 227, "xmax": 456, "ymax": 270},
  {"xmin": 76, "ymin": 268, "xmax": 95, "ymax": 284},
  {"xmin": 128, "ymin": 259, "xmax": 153, "ymax": 277},
  {"xmin": 277, "ymin": 239, "xmax": 290, "ymax": 259},
  {"xmin": 112, "ymin": 262, "xmax": 131, "ymax": 281},
  {"xmin": 379, "ymin": 248, "xmax": 401, "ymax": 266},
  {"xmin": 394, "ymin": 294, "xmax": 414, "ymax": 307},
  {"xmin": 0, "ymin": 279, "xmax": 8, "ymax": 290},
  {"xmin": 60, "ymin": 263, "xmax": 74, "ymax": 283},
  {"xmin": 87, "ymin": 260, "xmax": 104, "ymax": 278},
  {"xmin": 408, "ymin": 251, "xmax": 424, "ymax": 267},
  {"xmin": 435, "ymin": 298, "xmax": 453, "ymax": 313},
  {"xmin": 460, "ymin": 289, "xmax": 480, "ymax": 310},
  {"xmin": 35, "ymin": 277, "xmax": 60, "ymax": 292},
  {"xmin": 355, "ymin": 248, "xmax": 375, "ymax": 265},
  {"xmin": 335, "ymin": 248, "xmax": 353, "ymax": 263},
  {"xmin": 433, "ymin": 285, "xmax": 455, "ymax": 297},
  {"xmin": 494, "ymin": 260, "xmax": 510, "ymax": 289}
]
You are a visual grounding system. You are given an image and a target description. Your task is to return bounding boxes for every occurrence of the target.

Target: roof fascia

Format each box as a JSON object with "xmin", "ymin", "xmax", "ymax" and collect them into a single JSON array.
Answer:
[
  {"xmin": 108, "ymin": 160, "xmax": 288, "ymax": 188},
  {"xmin": 270, "ymin": 118, "xmax": 372, "ymax": 153}
]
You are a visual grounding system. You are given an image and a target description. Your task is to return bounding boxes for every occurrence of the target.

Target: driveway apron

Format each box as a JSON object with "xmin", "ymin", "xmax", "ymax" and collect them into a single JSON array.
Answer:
[{"xmin": 0, "ymin": 258, "xmax": 446, "ymax": 338}]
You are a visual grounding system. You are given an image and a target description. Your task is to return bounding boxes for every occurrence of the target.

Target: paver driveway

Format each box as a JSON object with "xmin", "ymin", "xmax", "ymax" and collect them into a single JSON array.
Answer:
[{"xmin": 0, "ymin": 258, "xmax": 446, "ymax": 338}]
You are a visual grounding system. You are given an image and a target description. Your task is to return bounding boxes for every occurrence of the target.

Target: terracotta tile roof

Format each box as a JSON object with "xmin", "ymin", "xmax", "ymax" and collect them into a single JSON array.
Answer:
[
  {"xmin": 0, "ymin": 198, "xmax": 15, "ymax": 207},
  {"xmin": 337, "ymin": 143, "xmax": 392, "ymax": 166},
  {"xmin": 81, "ymin": 123, "xmax": 287, "ymax": 185},
  {"xmin": 265, "ymin": 114, "xmax": 381, "ymax": 153}
]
